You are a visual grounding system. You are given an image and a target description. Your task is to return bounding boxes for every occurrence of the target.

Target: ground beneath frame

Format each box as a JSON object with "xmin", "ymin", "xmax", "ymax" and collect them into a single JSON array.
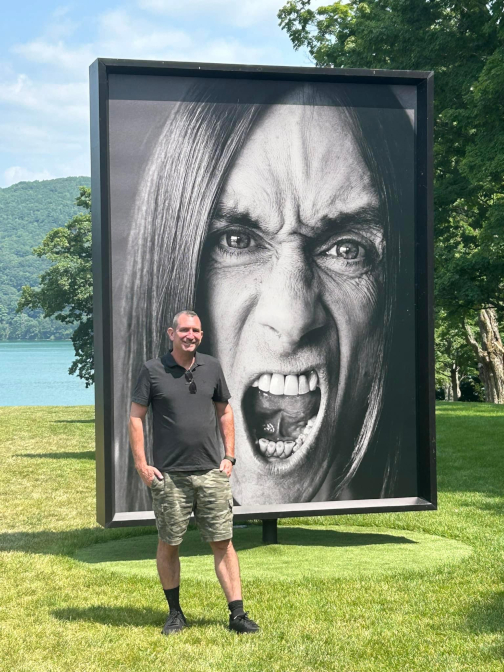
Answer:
[{"xmin": 75, "ymin": 524, "xmax": 472, "ymax": 581}]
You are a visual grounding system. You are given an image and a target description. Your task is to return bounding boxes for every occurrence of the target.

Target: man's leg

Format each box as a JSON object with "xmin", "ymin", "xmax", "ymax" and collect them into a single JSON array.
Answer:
[
  {"xmin": 209, "ymin": 538, "xmax": 259, "ymax": 633},
  {"xmin": 194, "ymin": 467, "xmax": 259, "ymax": 634},
  {"xmin": 151, "ymin": 472, "xmax": 194, "ymax": 635},
  {"xmin": 209, "ymin": 538, "xmax": 242, "ymax": 602},
  {"xmin": 157, "ymin": 539, "xmax": 180, "ymax": 589}
]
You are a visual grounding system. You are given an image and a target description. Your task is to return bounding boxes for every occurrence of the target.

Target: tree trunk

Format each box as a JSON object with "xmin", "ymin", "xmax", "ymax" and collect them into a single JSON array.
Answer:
[
  {"xmin": 443, "ymin": 381, "xmax": 453, "ymax": 401},
  {"xmin": 464, "ymin": 308, "xmax": 504, "ymax": 403},
  {"xmin": 450, "ymin": 363, "xmax": 460, "ymax": 401}
]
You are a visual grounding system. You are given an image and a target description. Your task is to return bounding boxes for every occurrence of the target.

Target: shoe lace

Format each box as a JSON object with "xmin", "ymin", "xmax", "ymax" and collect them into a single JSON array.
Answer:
[
  {"xmin": 166, "ymin": 610, "xmax": 183, "ymax": 625},
  {"xmin": 234, "ymin": 611, "xmax": 250, "ymax": 621}
]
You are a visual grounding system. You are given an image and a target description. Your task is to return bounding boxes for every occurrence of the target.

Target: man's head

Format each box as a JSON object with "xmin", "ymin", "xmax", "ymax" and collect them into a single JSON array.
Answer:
[{"xmin": 168, "ymin": 311, "xmax": 203, "ymax": 356}]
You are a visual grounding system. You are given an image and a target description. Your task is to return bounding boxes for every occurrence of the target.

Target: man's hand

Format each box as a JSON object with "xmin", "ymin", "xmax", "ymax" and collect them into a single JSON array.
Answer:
[
  {"xmin": 219, "ymin": 458, "xmax": 233, "ymax": 477},
  {"xmin": 136, "ymin": 463, "xmax": 164, "ymax": 488}
]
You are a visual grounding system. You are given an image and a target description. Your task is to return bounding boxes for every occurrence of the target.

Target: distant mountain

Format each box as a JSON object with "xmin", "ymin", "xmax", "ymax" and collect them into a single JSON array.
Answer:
[{"xmin": 0, "ymin": 176, "xmax": 91, "ymax": 340}]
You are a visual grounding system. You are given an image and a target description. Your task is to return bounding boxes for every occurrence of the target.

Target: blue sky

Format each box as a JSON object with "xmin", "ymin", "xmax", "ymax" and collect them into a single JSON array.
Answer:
[{"xmin": 0, "ymin": 0, "xmax": 324, "ymax": 187}]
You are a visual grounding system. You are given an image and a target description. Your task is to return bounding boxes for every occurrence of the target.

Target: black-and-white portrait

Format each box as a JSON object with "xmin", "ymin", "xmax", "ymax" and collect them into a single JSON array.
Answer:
[{"xmin": 101, "ymin": 68, "xmax": 426, "ymax": 518}]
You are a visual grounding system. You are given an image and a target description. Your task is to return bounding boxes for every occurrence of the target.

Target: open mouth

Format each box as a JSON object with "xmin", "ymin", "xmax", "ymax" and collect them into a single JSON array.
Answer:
[{"xmin": 242, "ymin": 371, "xmax": 321, "ymax": 461}]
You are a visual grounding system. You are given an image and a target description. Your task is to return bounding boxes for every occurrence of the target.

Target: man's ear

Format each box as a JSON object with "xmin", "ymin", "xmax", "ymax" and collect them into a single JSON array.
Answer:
[{"xmin": 167, "ymin": 327, "xmax": 174, "ymax": 341}]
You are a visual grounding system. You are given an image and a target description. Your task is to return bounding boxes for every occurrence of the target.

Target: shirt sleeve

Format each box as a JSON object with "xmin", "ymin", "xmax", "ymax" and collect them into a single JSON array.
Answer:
[
  {"xmin": 131, "ymin": 364, "xmax": 152, "ymax": 406},
  {"xmin": 213, "ymin": 363, "xmax": 231, "ymax": 403}
]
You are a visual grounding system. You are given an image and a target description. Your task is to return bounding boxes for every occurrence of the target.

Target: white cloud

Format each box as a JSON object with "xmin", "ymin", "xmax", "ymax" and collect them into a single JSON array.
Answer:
[
  {"xmin": 13, "ymin": 9, "xmax": 273, "ymax": 71},
  {"xmin": 3, "ymin": 166, "xmax": 55, "ymax": 187},
  {"xmin": 0, "ymin": 121, "xmax": 84, "ymax": 156},
  {"xmin": 0, "ymin": 74, "xmax": 88, "ymax": 122},
  {"xmin": 138, "ymin": 0, "xmax": 283, "ymax": 28},
  {"xmin": 13, "ymin": 40, "xmax": 95, "ymax": 74},
  {"xmin": 138, "ymin": 0, "xmax": 333, "ymax": 27}
]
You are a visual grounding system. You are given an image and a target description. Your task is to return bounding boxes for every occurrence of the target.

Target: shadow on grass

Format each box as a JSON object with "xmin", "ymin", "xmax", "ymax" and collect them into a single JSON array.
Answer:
[
  {"xmin": 20, "ymin": 451, "xmax": 95, "ymax": 460},
  {"xmin": 0, "ymin": 526, "xmax": 416, "ymax": 561},
  {"xmin": 271, "ymin": 528, "xmax": 416, "ymax": 548},
  {"xmin": 0, "ymin": 527, "xmax": 157, "ymax": 557},
  {"xmin": 76, "ymin": 527, "xmax": 417, "ymax": 565},
  {"xmin": 52, "ymin": 606, "xmax": 223, "ymax": 629},
  {"xmin": 53, "ymin": 419, "xmax": 95, "ymax": 424},
  {"xmin": 465, "ymin": 591, "xmax": 504, "ymax": 659},
  {"xmin": 457, "ymin": 497, "xmax": 504, "ymax": 517}
]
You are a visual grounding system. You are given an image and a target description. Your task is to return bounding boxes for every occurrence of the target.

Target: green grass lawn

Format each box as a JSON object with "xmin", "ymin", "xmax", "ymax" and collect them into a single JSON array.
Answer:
[{"xmin": 0, "ymin": 402, "xmax": 503, "ymax": 671}]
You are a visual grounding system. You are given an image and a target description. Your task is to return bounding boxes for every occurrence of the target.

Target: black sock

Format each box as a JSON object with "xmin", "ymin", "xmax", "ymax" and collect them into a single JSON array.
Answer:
[
  {"xmin": 228, "ymin": 599, "xmax": 245, "ymax": 619},
  {"xmin": 164, "ymin": 586, "xmax": 181, "ymax": 613}
]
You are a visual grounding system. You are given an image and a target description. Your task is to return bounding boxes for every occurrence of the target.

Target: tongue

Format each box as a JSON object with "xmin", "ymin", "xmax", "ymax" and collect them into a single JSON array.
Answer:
[{"xmin": 246, "ymin": 388, "xmax": 320, "ymax": 441}]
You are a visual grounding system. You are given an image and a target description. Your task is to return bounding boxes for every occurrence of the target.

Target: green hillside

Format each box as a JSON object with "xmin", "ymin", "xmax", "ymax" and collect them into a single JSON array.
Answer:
[{"xmin": 0, "ymin": 176, "xmax": 91, "ymax": 340}]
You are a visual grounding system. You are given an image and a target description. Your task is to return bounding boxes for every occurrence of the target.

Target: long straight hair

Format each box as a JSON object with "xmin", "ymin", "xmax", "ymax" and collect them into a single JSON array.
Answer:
[{"xmin": 118, "ymin": 80, "xmax": 412, "ymax": 511}]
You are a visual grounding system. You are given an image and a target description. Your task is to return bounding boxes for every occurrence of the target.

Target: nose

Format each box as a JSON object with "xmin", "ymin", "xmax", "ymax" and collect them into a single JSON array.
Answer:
[{"xmin": 254, "ymin": 247, "xmax": 326, "ymax": 349}]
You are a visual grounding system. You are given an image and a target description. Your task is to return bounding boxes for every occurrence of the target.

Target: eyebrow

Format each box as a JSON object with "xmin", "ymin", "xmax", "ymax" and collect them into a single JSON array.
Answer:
[
  {"xmin": 211, "ymin": 206, "xmax": 263, "ymax": 232},
  {"xmin": 211, "ymin": 205, "xmax": 383, "ymax": 238}
]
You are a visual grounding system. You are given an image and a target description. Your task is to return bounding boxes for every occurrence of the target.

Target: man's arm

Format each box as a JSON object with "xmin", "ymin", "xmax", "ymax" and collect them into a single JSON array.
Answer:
[
  {"xmin": 215, "ymin": 401, "xmax": 235, "ymax": 477},
  {"xmin": 128, "ymin": 402, "xmax": 163, "ymax": 487}
]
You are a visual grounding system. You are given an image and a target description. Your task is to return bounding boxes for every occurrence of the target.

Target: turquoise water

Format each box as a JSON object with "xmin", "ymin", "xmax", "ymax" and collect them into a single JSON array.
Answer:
[{"xmin": 0, "ymin": 341, "xmax": 94, "ymax": 406}]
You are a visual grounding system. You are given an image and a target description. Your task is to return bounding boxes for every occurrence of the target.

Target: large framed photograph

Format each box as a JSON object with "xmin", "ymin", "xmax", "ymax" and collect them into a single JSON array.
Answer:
[{"xmin": 90, "ymin": 59, "xmax": 435, "ymax": 527}]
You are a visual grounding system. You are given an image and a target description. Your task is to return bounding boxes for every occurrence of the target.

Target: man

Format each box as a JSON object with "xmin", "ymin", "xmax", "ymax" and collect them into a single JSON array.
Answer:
[{"xmin": 128, "ymin": 310, "xmax": 259, "ymax": 635}]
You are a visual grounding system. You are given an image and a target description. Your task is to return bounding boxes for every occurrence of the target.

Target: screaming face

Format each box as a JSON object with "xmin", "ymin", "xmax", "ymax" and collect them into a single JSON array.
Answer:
[{"xmin": 199, "ymin": 103, "xmax": 386, "ymax": 505}]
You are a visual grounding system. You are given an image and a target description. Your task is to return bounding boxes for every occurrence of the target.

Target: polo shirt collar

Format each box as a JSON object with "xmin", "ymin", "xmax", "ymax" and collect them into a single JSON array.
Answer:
[{"xmin": 161, "ymin": 351, "xmax": 203, "ymax": 371}]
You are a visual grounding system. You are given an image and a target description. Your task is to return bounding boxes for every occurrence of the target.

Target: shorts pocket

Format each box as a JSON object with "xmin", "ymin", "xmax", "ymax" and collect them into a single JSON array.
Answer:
[{"xmin": 150, "ymin": 475, "xmax": 164, "ymax": 491}]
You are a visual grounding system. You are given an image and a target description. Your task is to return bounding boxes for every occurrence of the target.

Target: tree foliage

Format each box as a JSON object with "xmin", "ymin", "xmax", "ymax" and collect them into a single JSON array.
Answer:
[{"xmin": 17, "ymin": 187, "xmax": 93, "ymax": 386}]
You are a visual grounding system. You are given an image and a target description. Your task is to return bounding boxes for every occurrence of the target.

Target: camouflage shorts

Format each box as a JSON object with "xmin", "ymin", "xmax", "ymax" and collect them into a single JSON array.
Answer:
[{"xmin": 149, "ymin": 469, "xmax": 234, "ymax": 545}]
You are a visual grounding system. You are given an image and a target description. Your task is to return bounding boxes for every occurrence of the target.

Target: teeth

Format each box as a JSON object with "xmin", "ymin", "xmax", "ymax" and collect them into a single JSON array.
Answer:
[
  {"xmin": 284, "ymin": 375, "xmax": 299, "ymax": 396},
  {"xmin": 256, "ymin": 415, "xmax": 318, "ymax": 459},
  {"xmin": 270, "ymin": 373, "xmax": 285, "ymax": 395},
  {"xmin": 298, "ymin": 375, "xmax": 309, "ymax": 395},
  {"xmin": 258, "ymin": 373, "xmax": 271, "ymax": 392},
  {"xmin": 284, "ymin": 440, "xmax": 295, "ymax": 457},
  {"xmin": 253, "ymin": 370, "xmax": 319, "ymax": 395}
]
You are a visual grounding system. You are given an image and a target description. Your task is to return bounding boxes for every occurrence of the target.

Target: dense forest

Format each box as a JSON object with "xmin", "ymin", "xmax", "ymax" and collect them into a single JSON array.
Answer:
[{"xmin": 0, "ymin": 176, "xmax": 90, "ymax": 340}]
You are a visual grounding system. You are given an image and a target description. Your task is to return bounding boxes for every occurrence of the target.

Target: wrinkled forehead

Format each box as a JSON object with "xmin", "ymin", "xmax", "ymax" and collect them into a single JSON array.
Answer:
[{"xmin": 220, "ymin": 103, "xmax": 379, "ymax": 228}]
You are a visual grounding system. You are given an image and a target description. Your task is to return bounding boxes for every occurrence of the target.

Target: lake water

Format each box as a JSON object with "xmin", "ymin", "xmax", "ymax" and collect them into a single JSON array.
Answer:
[{"xmin": 0, "ymin": 341, "xmax": 95, "ymax": 406}]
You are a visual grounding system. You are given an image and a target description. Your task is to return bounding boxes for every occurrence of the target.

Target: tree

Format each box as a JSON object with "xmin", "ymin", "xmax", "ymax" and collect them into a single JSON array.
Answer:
[
  {"xmin": 435, "ymin": 309, "xmax": 480, "ymax": 400},
  {"xmin": 17, "ymin": 187, "xmax": 93, "ymax": 386},
  {"xmin": 279, "ymin": 0, "xmax": 504, "ymax": 401}
]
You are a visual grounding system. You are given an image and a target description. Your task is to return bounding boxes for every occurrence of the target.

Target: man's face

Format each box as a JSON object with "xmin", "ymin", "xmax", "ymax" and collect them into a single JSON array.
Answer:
[
  {"xmin": 200, "ymin": 104, "xmax": 385, "ymax": 504},
  {"xmin": 168, "ymin": 314, "xmax": 203, "ymax": 355}
]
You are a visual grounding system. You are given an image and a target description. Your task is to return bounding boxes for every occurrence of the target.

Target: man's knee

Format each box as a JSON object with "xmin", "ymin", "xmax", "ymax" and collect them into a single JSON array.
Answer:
[
  {"xmin": 158, "ymin": 539, "xmax": 180, "ymax": 558},
  {"xmin": 210, "ymin": 538, "xmax": 233, "ymax": 553}
]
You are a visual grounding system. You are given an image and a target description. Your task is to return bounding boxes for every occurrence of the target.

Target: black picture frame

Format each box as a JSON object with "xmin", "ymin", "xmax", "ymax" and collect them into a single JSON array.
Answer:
[{"xmin": 90, "ymin": 58, "xmax": 436, "ymax": 528}]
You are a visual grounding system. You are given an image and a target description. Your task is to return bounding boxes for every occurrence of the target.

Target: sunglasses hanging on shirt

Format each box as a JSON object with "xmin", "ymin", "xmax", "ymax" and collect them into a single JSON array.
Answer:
[{"xmin": 184, "ymin": 370, "xmax": 197, "ymax": 394}]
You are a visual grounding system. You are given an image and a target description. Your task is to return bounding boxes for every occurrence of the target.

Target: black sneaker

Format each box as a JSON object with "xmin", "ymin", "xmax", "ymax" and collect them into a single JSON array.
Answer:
[
  {"xmin": 162, "ymin": 610, "xmax": 187, "ymax": 635},
  {"xmin": 229, "ymin": 612, "xmax": 260, "ymax": 634}
]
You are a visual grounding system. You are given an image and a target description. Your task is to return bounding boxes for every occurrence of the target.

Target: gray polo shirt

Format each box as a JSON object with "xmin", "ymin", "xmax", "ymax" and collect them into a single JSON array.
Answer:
[{"xmin": 132, "ymin": 351, "xmax": 231, "ymax": 473}]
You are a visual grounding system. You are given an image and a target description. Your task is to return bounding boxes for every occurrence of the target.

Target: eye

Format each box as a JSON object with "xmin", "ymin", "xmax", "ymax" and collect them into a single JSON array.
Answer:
[
  {"xmin": 324, "ymin": 239, "xmax": 364, "ymax": 260},
  {"xmin": 223, "ymin": 231, "xmax": 251, "ymax": 249}
]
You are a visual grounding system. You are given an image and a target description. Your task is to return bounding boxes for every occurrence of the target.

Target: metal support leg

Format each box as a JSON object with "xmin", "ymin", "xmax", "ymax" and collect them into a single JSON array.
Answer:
[{"xmin": 262, "ymin": 518, "xmax": 278, "ymax": 544}]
